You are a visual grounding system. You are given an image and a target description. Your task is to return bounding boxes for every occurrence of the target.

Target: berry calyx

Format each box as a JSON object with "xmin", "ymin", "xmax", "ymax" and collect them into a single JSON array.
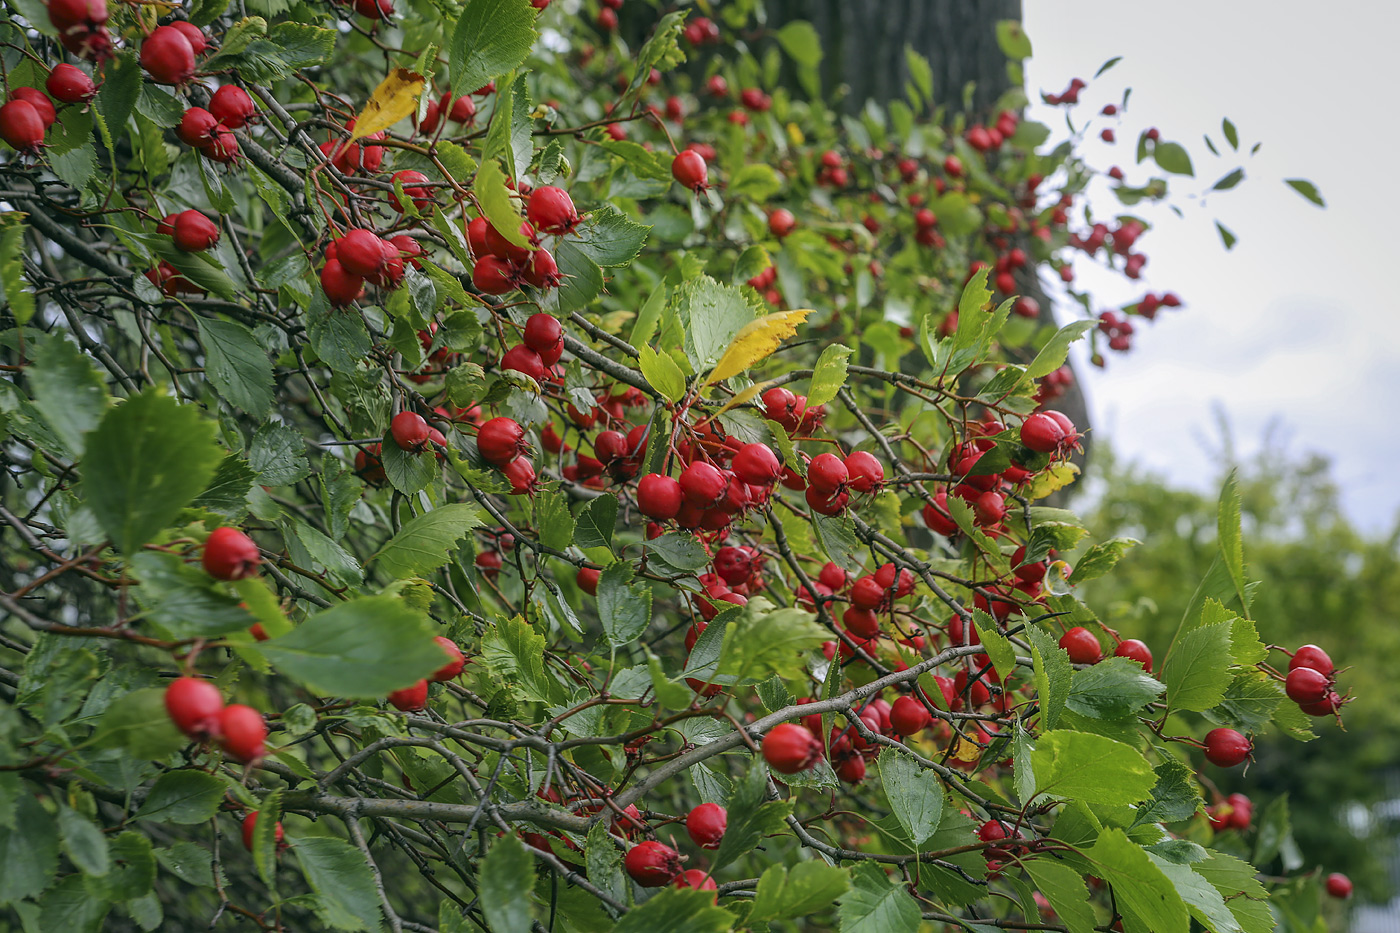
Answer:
[
  {"xmin": 218, "ymin": 704, "xmax": 268, "ymax": 763},
  {"xmin": 1058, "ymin": 626, "xmax": 1101, "ymax": 665},
  {"xmin": 390, "ymin": 411, "xmax": 432, "ymax": 452},
  {"xmin": 762, "ymin": 722, "xmax": 823, "ymax": 774},
  {"xmin": 1202, "ymin": 727, "xmax": 1251, "ymax": 768},
  {"xmin": 388, "ymin": 680, "xmax": 429, "ymax": 711},
  {"xmin": 165, "ymin": 676, "xmax": 225, "ymax": 738},
  {"xmin": 686, "ymin": 802, "xmax": 727, "ymax": 849},
  {"xmin": 203, "ymin": 526, "xmax": 260, "ymax": 580},
  {"xmin": 430, "ymin": 636, "xmax": 466, "ymax": 681},
  {"xmin": 624, "ymin": 841, "xmax": 681, "ymax": 887}
]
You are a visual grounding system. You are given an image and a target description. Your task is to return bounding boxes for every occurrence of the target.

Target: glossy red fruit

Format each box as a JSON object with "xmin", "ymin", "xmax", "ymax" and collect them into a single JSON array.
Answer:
[
  {"xmin": 321, "ymin": 259, "xmax": 365, "ymax": 307},
  {"xmin": 1326, "ymin": 873, "xmax": 1353, "ymax": 899},
  {"xmin": 501, "ymin": 344, "xmax": 546, "ymax": 382},
  {"xmin": 576, "ymin": 566, "xmax": 600, "ymax": 595},
  {"xmin": 484, "ymin": 220, "xmax": 536, "ymax": 264},
  {"xmin": 526, "ymin": 186, "xmax": 579, "ymax": 234},
  {"xmin": 203, "ymin": 526, "xmax": 260, "ymax": 580},
  {"xmin": 637, "ymin": 473, "xmax": 683, "ymax": 521},
  {"xmin": 219, "ymin": 704, "xmax": 268, "ymax": 763},
  {"xmin": 1284, "ymin": 667, "xmax": 1329, "ymax": 705},
  {"xmin": 204, "ymin": 129, "xmax": 239, "ymax": 163},
  {"xmin": 806, "ymin": 453, "xmax": 848, "ymax": 494},
  {"xmin": 889, "ymin": 695, "xmax": 932, "ymax": 736},
  {"xmin": 624, "ymin": 841, "xmax": 681, "ymax": 887},
  {"xmin": 762, "ymin": 722, "xmax": 823, "ymax": 774},
  {"xmin": 391, "ymin": 411, "xmax": 431, "ymax": 452},
  {"xmin": 671, "ymin": 149, "xmax": 709, "ymax": 191},
  {"xmin": 922, "ymin": 494, "xmax": 958, "ymax": 535},
  {"xmin": 0, "ymin": 100, "xmax": 45, "ymax": 153},
  {"xmin": 686, "ymin": 802, "xmax": 727, "ymax": 849},
  {"xmin": 209, "ymin": 84, "xmax": 256, "ymax": 129},
  {"xmin": 177, "ymin": 107, "xmax": 219, "ymax": 147},
  {"xmin": 336, "ymin": 229, "xmax": 388, "ymax": 278},
  {"xmin": 353, "ymin": 0, "xmax": 393, "ymax": 18},
  {"xmin": 842, "ymin": 606, "xmax": 880, "ymax": 638},
  {"xmin": 768, "ymin": 208, "xmax": 796, "ymax": 238},
  {"xmin": 167, "ymin": 20, "xmax": 206, "ymax": 54},
  {"xmin": 731, "ymin": 443, "xmax": 781, "ymax": 485},
  {"xmin": 172, "ymin": 210, "xmax": 219, "ymax": 252},
  {"xmin": 387, "ymin": 169, "xmax": 432, "ymax": 213},
  {"xmin": 140, "ymin": 26, "xmax": 196, "ymax": 85},
  {"xmin": 477, "ymin": 417, "xmax": 526, "ymax": 466},
  {"xmin": 819, "ymin": 562, "xmax": 847, "ymax": 590},
  {"xmin": 522, "ymin": 313, "xmax": 562, "ymax": 353},
  {"xmin": 47, "ymin": 0, "xmax": 108, "ymax": 31},
  {"xmin": 472, "ymin": 255, "xmax": 516, "ymax": 294},
  {"xmin": 447, "ymin": 94, "xmax": 476, "ymax": 124},
  {"xmin": 241, "ymin": 811, "xmax": 284, "ymax": 851},
  {"xmin": 465, "ymin": 216, "xmax": 490, "ymax": 256},
  {"xmin": 46, "ymin": 64, "xmax": 97, "ymax": 103},
  {"xmin": 430, "ymin": 636, "xmax": 466, "ymax": 681},
  {"xmin": 1058, "ymin": 627, "xmax": 1101, "ymax": 665},
  {"xmin": 165, "ymin": 676, "xmax": 225, "ymax": 737},
  {"xmin": 674, "ymin": 869, "xmax": 717, "ymax": 895},
  {"xmin": 844, "ymin": 451, "xmax": 884, "ymax": 493},
  {"xmin": 679, "ymin": 461, "xmax": 728, "ymax": 507},
  {"xmin": 503, "ymin": 457, "xmax": 537, "ymax": 495},
  {"xmin": 849, "ymin": 575, "xmax": 886, "ymax": 611},
  {"xmin": 1203, "ymin": 727, "xmax": 1251, "ymax": 767},
  {"xmin": 388, "ymin": 679, "xmax": 428, "ymax": 712},
  {"xmin": 1289, "ymin": 644, "xmax": 1334, "ymax": 676},
  {"xmin": 11, "ymin": 88, "xmax": 55, "ymax": 129},
  {"xmin": 1114, "ymin": 638, "xmax": 1153, "ymax": 672},
  {"xmin": 805, "ymin": 485, "xmax": 848, "ymax": 516},
  {"xmin": 1020, "ymin": 412, "xmax": 1066, "ymax": 452},
  {"xmin": 522, "ymin": 247, "xmax": 561, "ymax": 290}
]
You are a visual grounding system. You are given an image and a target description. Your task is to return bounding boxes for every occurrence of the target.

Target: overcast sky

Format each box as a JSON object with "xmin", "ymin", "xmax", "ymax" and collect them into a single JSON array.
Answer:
[{"xmin": 1021, "ymin": 2, "xmax": 1400, "ymax": 533}]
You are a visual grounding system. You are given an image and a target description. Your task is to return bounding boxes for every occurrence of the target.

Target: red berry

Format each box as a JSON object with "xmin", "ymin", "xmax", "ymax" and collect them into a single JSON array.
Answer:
[
  {"xmin": 472, "ymin": 255, "xmax": 517, "ymax": 294},
  {"xmin": 1325, "ymin": 873, "xmax": 1353, "ymax": 899},
  {"xmin": 447, "ymin": 94, "xmax": 476, "ymax": 124},
  {"xmin": 526, "ymin": 186, "xmax": 579, "ymax": 234},
  {"xmin": 805, "ymin": 485, "xmax": 848, "ymax": 516},
  {"xmin": 624, "ymin": 841, "xmax": 680, "ymax": 887},
  {"xmin": 1202, "ymin": 727, "xmax": 1251, "ymax": 768},
  {"xmin": 922, "ymin": 493, "xmax": 959, "ymax": 535},
  {"xmin": 465, "ymin": 216, "xmax": 490, "ymax": 256},
  {"xmin": 177, "ymin": 107, "xmax": 219, "ymax": 147},
  {"xmin": 889, "ymin": 695, "xmax": 932, "ymax": 736},
  {"xmin": 844, "ymin": 451, "xmax": 884, "ymax": 493},
  {"xmin": 842, "ymin": 606, "xmax": 880, "ymax": 638},
  {"xmin": 501, "ymin": 344, "xmax": 546, "ymax": 382},
  {"xmin": 686, "ymin": 802, "xmax": 727, "ymax": 849},
  {"xmin": 576, "ymin": 566, "xmax": 600, "ymax": 595},
  {"xmin": 388, "ymin": 679, "xmax": 428, "ymax": 712},
  {"xmin": 391, "ymin": 411, "xmax": 431, "ymax": 452},
  {"xmin": 477, "ymin": 417, "xmax": 526, "ymax": 467},
  {"xmin": 336, "ymin": 229, "xmax": 388, "ymax": 278},
  {"xmin": 430, "ymin": 636, "xmax": 466, "ymax": 681},
  {"xmin": 172, "ymin": 210, "xmax": 219, "ymax": 252},
  {"xmin": 484, "ymin": 220, "xmax": 536, "ymax": 264},
  {"xmin": 731, "ymin": 443, "xmax": 781, "ymax": 485},
  {"xmin": 11, "ymin": 88, "xmax": 55, "ymax": 129},
  {"xmin": 762, "ymin": 722, "xmax": 823, "ymax": 774},
  {"xmin": 242, "ymin": 811, "xmax": 285, "ymax": 852},
  {"xmin": 1020, "ymin": 412, "xmax": 1066, "ymax": 453},
  {"xmin": 1058, "ymin": 627, "xmax": 1101, "ymax": 665},
  {"xmin": 1114, "ymin": 638, "xmax": 1153, "ymax": 672},
  {"xmin": 849, "ymin": 575, "xmax": 886, "ymax": 611},
  {"xmin": 671, "ymin": 149, "xmax": 709, "ymax": 191},
  {"xmin": 819, "ymin": 562, "xmax": 847, "ymax": 590},
  {"xmin": 0, "ymin": 100, "xmax": 45, "ymax": 153},
  {"xmin": 1284, "ymin": 667, "xmax": 1329, "ymax": 705},
  {"xmin": 140, "ymin": 26, "xmax": 196, "ymax": 85},
  {"xmin": 637, "ymin": 473, "xmax": 683, "ymax": 521},
  {"xmin": 679, "ymin": 461, "xmax": 728, "ymax": 507},
  {"xmin": 388, "ymin": 169, "xmax": 432, "ymax": 213},
  {"xmin": 46, "ymin": 63, "xmax": 97, "ymax": 103},
  {"xmin": 674, "ymin": 869, "xmax": 717, "ymax": 896},
  {"xmin": 204, "ymin": 130, "xmax": 239, "ymax": 163},
  {"xmin": 218, "ymin": 704, "xmax": 267, "ymax": 763},
  {"xmin": 47, "ymin": 0, "xmax": 108, "ymax": 31},
  {"xmin": 321, "ymin": 259, "xmax": 365, "ymax": 307},
  {"xmin": 1289, "ymin": 644, "xmax": 1334, "ymax": 676},
  {"xmin": 169, "ymin": 20, "xmax": 207, "ymax": 54},
  {"xmin": 208, "ymin": 84, "xmax": 255, "ymax": 129},
  {"xmin": 504, "ymin": 457, "xmax": 537, "ymax": 496},
  {"xmin": 806, "ymin": 453, "xmax": 848, "ymax": 494},
  {"xmin": 522, "ymin": 247, "xmax": 561, "ymax": 290},
  {"xmin": 164, "ymin": 676, "xmax": 225, "ymax": 738},
  {"xmin": 353, "ymin": 0, "xmax": 393, "ymax": 18},
  {"xmin": 203, "ymin": 526, "xmax": 260, "ymax": 580},
  {"xmin": 768, "ymin": 208, "xmax": 796, "ymax": 238},
  {"xmin": 475, "ymin": 550, "xmax": 502, "ymax": 578},
  {"xmin": 523, "ymin": 313, "xmax": 562, "ymax": 353}
]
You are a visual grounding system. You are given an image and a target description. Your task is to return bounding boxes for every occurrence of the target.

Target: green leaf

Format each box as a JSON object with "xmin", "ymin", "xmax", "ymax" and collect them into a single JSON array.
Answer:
[
  {"xmin": 1026, "ymin": 625, "xmax": 1072, "ymax": 730},
  {"xmin": 878, "ymin": 752, "xmax": 944, "ymax": 846},
  {"xmin": 448, "ymin": 0, "xmax": 538, "ymax": 99},
  {"xmin": 294, "ymin": 836, "xmax": 385, "ymax": 932},
  {"xmin": 553, "ymin": 238, "xmax": 604, "ymax": 312},
  {"xmin": 92, "ymin": 831, "xmax": 156, "ymax": 901},
  {"xmin": 728, "ymin": 163, "xmax": 784, "ymax": 201},
  {"xmin": 1284, "ymin": 178, "xmax": 1325, "ymax": 207},
  {"xmin": 638, "ymin": 345, "xmax": 687, "ymax": 402},
  {"xmin": 1154, "ymin": 141, "xmax": 1194, "ymax": 176},
  {"xmin": 598, "ymin": 562, "xmax": 653, "ymax": 648},
  {"xmin": 0, "ymin": 795, "xmax": 59, "ymax": 902},
  {"xmin": 839, "ymin": 861, "xmax": 920, "ymax": 933},
  {"xmin": 194, "ymin": 454, "xmax": 256, "ymax": 516},
  {"xmin": 1069, "ymin": 536, "xmax": 1139, "ymax": 583},
  {"xmin": 1216, "ymin": 471, "xmax": 1249, "ymax": 610},
  {"xmin": 806, "ymin": 343, "xmax": 853, "ymax": 407},
  {"xmin": 971, "ymin": 611, "xmax": 1016, "ymax": 683},
  {"xmin": 535, "ymin": 488, "xmax": 574, "ymax": 550},
  {"xmin": 1222, "ymin": 118, "xmax": 1239, "ymax": 150},
  {"xmin": 675, "ymin": 275, "xmax": 758, "ymax": 373},
  {"xmin": 84, "ymin": 390, "xmax": 222, "ymax": 554},
  {"xmin": 995, "ymin": 19, "xmax": 1033, "ymax": 60},
  {"xmin": 905, "ymin": 47, "xmax": 933, "ymax": 103},
  {"xmin": 252, "ymin": 791, "xmax": 282, "ymax": 887},
  {"xmin": 481, "ymin": 833, "xmax": 534, "ymax": 933},
  {"xmin": 197, "ymin": 318, "xmax": 275, "ymax": 418},
  {"xmin": 573, "ymin": 495, "xmax": 618, "ymax": 551},
  {"xmin": 135, "ymin": 770, "xmax": 225, "ymax": 824},
  {"xmin": 646, "ymin": 647, "xmax": 693, "ymax": 709},
  {"xmin": 29, "ymin": 334, "xmax": 107, "ymax": 458},
  {"xmin": 646, "ymin": 531, "xmax": 709, "ymax": 573},
  {"xmin": 1088, "ymin": 828, "xmax": 1189, "ymax": 933},
  {"xmin": 0, "ymin": 216, "xmax": 36, "ymax": 325},
  {"xmin": 1066, "ymin": 656, "xmax": 1165, "ymax": 720},
  {"xmin": 480, "ymin": 615, "xmax": 566, "ymax": 705},
  {"xmin": 477, "ymin": 158, "xmax": 531, "ymax": 249},
  {"xmin": 811, "ymin": 512, "xmax": 862, "ymax": 572},
  {"xmin": 713, "ymin": 764, "xmax": 793, "ymax": 870},
  {"xmin": 1134, "ymin": 756, "xmax": 1202, "ymax": 826},
  {"xmin": 58, "ymin": 805, "xmax": 109, "ymax": 877},
  {"xmin": 1151, "ymin": 855, "xmax": 1241, "ymax": 933},
  {"xmin": 1025, "ymin": 320, "xmax": 1095, "ymax": 381},
  {"xmin": 572, "ymin": 204, "xmax": 650, "ymax": 268},
  {"xmin": 1216, "ymin": 221, "xmax": 1238, "ymax": 251},
  {"xmin": 37, "ymin": 873, "xmax": 109, "ymax": 933},
  {"xmin": 371, "ymin": 503, "xmax": 485, "ymax": 578},
  {"xmin": 716, "ymin": 603, "xmax": 828, "ymax": 685},
  {"xmin": 91, "ymin": 687, "xmax": 186, "ymax": 759},
  {"xmin": 616, "ymin": 11, "xmax": 687, "ymax": 111},
  {"xmin": 775, "ymin": 20, "xmax": 823, "ymax": 67},
  {"xmin": 1162, "ymin": 622, "xmax": 1234, "ymax": 712},
  {"xmin": 257, "ymin": 596, "xmax": 446, "ymax": 697},
  {"xmin": 611, "ymin": 887, "xmax": 734, "ymax": 933},
  {"xmin": 1203, "ymin": 669, "xmax": 1283, "ymax": 732},
  {"xmin": 1023, "ymin": 858, "xmax": 1096, "ymax": 933},
  {"xmin": 1031, "ymin": 730, "xmax": 1156, "ymax": 806},
  {"xmin": 750, "ymin": 861, "xmax": 850, "ymax": 922},
  {"xmin": 584, "ymin": 821, "xmax": 628, "ymax": 911},
  {"xmin": 381, "ymin": 435, "xmax": 437, "ymax": 495},
  {"xmin": 307, "ymin": 301, "xmax": 373, "ymax": 372},
  {"xmin": 249, "ymin": 420, "xmax": 310, "ymax": 486}
]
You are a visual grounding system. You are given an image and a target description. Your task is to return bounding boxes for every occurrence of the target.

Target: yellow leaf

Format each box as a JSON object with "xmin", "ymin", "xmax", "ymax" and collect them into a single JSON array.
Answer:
[
  {"xmin": 787, "ymin": 122, "xmax": 805, "ymax": 146},
  {"xmin": 350, "ymin": 68, "xmax": 426, "ymax": 142},
  {"xmin": 1025, "ymin": 461, "xmax": 1080, "ymax": 500},
  {"xmin": 707, "ymin": 379, "xmax": 777, "ymax": 420},
  {"xmin": 705, "ymin": 309, "xmax": 813, "ymax": 385},
  {"xmin": 952, "ymin": 734, "xmax": 982, "ymax": 763}
]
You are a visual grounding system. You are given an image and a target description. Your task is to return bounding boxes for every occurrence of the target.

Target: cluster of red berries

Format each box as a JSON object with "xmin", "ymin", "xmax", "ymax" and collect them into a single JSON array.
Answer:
[
  {"xmin": 0, "ymin": 59, "xmax": 99, "ymax": 155},
  {"xmin": 164, "ymin": 676, "xmax": 269, "ymax": 763},
  {"xmin": 321, "ymin": 228, "xmax": 424, "ymax": 306},
  {"xmin": 175, "ymin": 84, "xmax": 256, "ymax": 165},
  {"xmin": 384, "ymin": 637, "xmax": 467, "ymax": 712},
  {"xmin": 465, "ymin": 186, "xmax": 578, "ymax": 296},
  {"xmin": 963, "ymin": 110, "xmax": 1022, "ymax": 155},
  {"xmin": 45, "ymin": 0, "xmax": 113, "ymax": 63},
  {"xmin": 1206, "ymin": 791, "xmax": 1253, "ymax": 833},
  {"xmin": 619, "ymin": 802, "xmax": 728, "ymax": 898},
  {"xmin": 1281, "ymin": 644, "xmax": 1348, "ymax": 718}
]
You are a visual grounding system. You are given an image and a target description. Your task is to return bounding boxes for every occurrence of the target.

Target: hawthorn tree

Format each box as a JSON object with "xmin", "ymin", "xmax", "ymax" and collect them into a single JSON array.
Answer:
[{"xmin": 0, "ymin": 1, "xmax": 1347, "ymax": 932}]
